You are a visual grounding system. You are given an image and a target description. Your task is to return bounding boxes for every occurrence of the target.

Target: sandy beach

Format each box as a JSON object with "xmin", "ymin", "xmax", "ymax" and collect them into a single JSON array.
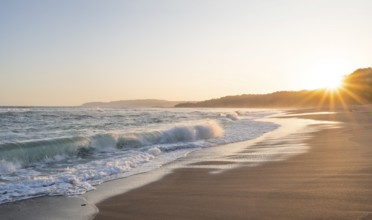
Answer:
[
  {"xmin": 94, "ymin": 110, "xmax": 372, "ymax": 220},
  {"xmin": 2, "ymin": 1, "xmax": 372, "ymax": 219}
]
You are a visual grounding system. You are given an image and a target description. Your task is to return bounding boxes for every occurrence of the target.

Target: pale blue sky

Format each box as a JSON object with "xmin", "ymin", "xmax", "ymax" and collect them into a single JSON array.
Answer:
[{"xmin": 1, "ymin": 0, "xmax": 371, "ymax": 105}]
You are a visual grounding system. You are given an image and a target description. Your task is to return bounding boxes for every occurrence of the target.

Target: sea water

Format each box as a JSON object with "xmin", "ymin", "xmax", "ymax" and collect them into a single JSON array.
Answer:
[{"xmin": 0, "ymin": 107, "xmax": 279, "ymax": 204}]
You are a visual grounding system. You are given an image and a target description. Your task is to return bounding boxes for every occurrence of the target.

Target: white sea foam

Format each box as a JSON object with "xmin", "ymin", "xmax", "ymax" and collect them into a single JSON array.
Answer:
[
  {"xmin": 0, "ymin": 160, "xmax": 20, "ymax": 174},
  {"xmin": 226, "ymin": 112, "xmax": 240, "ymax": 121},
  {"xmin": 161, "ymin": 120, "xmax": 224, "ymax": 143},
  {"xmin": 147, "ymin": 147, "xmax": 162, "ymax": 156}
]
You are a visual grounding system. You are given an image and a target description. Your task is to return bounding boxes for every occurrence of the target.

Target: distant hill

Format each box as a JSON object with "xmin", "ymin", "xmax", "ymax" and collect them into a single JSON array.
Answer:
[
  {"xmin": 81, "ymin": 68, "xmax": 372, "ymax": 109},
  {"xmin": 176, "ymin": 68, "xmax": 372, "ymax": 108},
  {"xmin": 81, "ymin": 99, "xmax": 186, "ymax": 108},
  {"xmin": 176, "ymin": 90, "xmax": 333, "ymax": 108}
]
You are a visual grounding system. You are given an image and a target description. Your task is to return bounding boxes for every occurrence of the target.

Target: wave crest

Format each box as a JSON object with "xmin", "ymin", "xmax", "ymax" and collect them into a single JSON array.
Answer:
[{"xmin": 0, "ymin": 120, "xmax": 224, "ymax": 167}]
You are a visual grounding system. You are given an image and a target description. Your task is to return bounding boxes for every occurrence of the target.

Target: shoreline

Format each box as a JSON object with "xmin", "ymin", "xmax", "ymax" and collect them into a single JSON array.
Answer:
[
  {"xmin": 1, "ymin": 109, "xmax": 286, "ymax": 220},
  {"xmin": 86, "ymin": 113, "xmax": 325, "ymax": 206},
  {"xmin": 2, "ymin": 109, "xmax": 371, "ymax": 219},
  {"xmin": 94, "ymin": 110, "xmax": 372, "ymax": 220}
]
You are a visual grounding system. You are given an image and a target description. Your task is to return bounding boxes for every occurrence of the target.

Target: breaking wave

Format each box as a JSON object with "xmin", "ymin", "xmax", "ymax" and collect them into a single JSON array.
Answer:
[{"xmin": 0, "ymin": 120, "xmax": 224, "ymax": 168}]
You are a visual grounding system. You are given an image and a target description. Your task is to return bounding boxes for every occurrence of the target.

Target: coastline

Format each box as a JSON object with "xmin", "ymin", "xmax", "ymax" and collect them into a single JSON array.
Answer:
[
  {"xmin": 2, "ymin": 109, "xmax": 371, "ymax": 220},
  {"xmin": 94, "ymin": 110, "xmax": 372, "ymax": 220}
]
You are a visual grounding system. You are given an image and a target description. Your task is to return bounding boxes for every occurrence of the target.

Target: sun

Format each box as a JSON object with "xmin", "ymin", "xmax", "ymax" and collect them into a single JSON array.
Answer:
[
  {"xmin": 303, "ymin": 69, "xmax": 345, "ymax": 91},
  {"xmin": 318, "ymin": 74, "xmax": 343, "ymax": 91},
  {"xmin": 302, "ymin": 58, "xmax": 352, "ymax": 91}
]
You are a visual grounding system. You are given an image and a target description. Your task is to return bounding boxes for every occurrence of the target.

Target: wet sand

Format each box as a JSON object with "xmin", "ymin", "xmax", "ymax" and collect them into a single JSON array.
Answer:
[{"xmin": 95, "ymin": 110, "xmax": 372, "ymax": 220}]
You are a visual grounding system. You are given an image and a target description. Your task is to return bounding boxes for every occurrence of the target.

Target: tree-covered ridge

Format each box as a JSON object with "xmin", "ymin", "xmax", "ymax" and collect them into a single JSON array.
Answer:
[
  {"xmin": 176, "ymin": 68, "xmax": 372, "ymax": 108},
  {"xmin": 343, "ymin": 68, "xmax": 372, "ymax": 103}
]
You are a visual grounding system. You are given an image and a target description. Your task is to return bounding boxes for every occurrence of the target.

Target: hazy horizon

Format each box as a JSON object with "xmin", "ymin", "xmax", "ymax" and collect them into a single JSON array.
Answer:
[{"xmin": 1, "ymin": 0, "xmax": 371, "ymax": 106}]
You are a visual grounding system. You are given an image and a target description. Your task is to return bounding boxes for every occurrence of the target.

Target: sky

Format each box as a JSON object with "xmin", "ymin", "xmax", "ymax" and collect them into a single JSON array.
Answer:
[{"xmin": 1, "ymin": 0, "xmax": 371, "ymax": 106}]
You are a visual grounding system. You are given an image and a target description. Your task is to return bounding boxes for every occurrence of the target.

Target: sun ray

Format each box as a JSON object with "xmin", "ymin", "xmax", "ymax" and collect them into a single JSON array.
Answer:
[
  {"xmin": 334, "ymin": 89, "xmax": 348, "ymax": 111},
  {"xmin": 316, "ymin": 89, "xmax": 329, "ymax": 109},
  {"xmin": 340, "ymin": 87, "xmax": 367, "ymax": 105}
]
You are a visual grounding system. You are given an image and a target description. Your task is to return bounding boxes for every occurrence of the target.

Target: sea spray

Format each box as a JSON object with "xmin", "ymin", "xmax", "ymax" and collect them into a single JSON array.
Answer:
[{"xmin": 0, "ymin": 160, "xmax": 20, "ymax": 175}]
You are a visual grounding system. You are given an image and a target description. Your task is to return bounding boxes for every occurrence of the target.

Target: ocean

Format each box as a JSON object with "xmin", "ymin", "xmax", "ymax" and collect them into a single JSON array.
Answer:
[{"xmin": 0, "ymin": 107, "xmax": 279, "ymax": 204}]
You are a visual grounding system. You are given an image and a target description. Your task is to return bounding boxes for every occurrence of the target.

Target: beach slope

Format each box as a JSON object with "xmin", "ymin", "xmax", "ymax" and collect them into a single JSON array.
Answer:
[{"xmin": 95, "ymin": 111, "xmax": 372, "ymax": 220}]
